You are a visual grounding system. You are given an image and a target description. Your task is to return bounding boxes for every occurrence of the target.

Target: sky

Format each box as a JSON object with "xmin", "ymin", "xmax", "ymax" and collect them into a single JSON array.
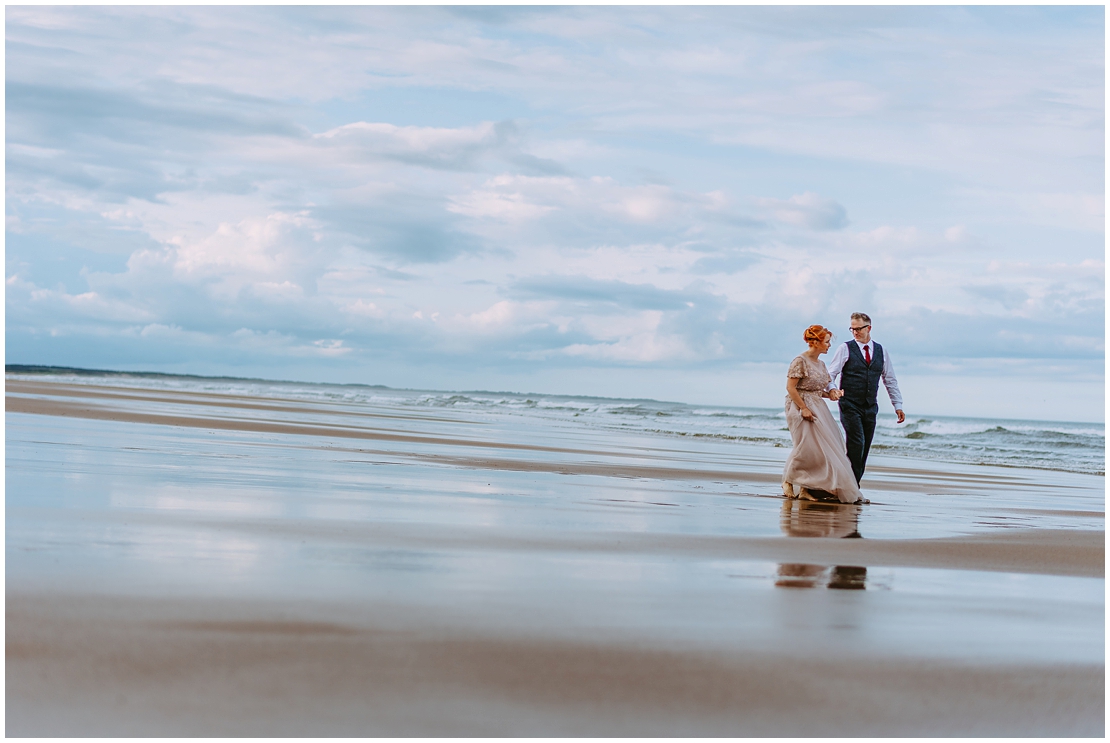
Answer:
[{"xmin": 5, "ymin": 6, "xmax": 1105, "ymax": 421}]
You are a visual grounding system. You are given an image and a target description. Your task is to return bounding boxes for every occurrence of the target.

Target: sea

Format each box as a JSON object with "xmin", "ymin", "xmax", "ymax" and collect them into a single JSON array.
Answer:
[{"xmin": 6, "ymin": 366, "xmax": 1105, "ymax": 477}]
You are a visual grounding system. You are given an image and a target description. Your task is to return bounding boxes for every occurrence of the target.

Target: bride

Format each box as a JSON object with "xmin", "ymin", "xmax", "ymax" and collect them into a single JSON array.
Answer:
[{"xmin": 782, "ymin": 325, "xmax": 867, "ymax": 505}]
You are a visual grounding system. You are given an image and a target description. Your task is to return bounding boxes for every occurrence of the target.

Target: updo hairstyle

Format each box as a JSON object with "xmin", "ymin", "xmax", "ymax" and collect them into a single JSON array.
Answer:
[{"xmin": 803, "ymin": 324, "xmax": 831, "ymax": 346}]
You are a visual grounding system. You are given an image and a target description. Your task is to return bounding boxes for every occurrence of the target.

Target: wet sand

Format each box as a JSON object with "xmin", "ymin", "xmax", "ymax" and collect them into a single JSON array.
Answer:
[
  {"xmin": 6, "ymin": 377, "xmax": 1105, "ymax": 735},
  {"xmin": 9, "ymin": 592, "xmax": 1102, "ymax": 737}
]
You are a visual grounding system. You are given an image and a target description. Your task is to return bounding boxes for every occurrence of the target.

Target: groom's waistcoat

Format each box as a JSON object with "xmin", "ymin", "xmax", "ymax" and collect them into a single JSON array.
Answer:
[{"xmin": 840, "ymin": 341, "xmax": 884, "ymax": 409}]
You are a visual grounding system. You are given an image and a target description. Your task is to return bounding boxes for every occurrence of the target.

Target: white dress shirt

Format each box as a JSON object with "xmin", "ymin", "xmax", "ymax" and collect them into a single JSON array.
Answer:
[{"xmin": 826, "ymin": 339, "xmax": 903, "ymax": 410}]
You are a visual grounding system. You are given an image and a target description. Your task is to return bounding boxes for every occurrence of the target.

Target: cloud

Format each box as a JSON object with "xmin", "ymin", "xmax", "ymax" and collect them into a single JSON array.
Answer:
[
  {"xmin": 448, "ymin": 187, "xmax": 557, "ymax": 222},
  {"xmin": 451, "ymin": 175, "xmax": 700, "ymax": 224},
  {"xmin": 509, "ymin": 275, "xmax": 703, "ymax": 311},
  {"xmin": 559, "ymin": 332, "xmax": 693, "ymax": 364},
  {"xmin": 314, "ymin": 119, "xmax": 564, "ymax": 174},
  {"xmin": 690, "ymin": 250, "xmax": 761, "ymax": 275},
  {"xmin": 886, "ymin": 306, "xmax": 1104, "ymax": 360},
  {"xmin": 954, "ymin": 188, "xmax": 1105, "ymax": 232},
  {"xmin": 311, "ymin": 197, "xmax": 483, "ymax": 264},
  {"xmin": 7, "ymin": 81, "xmax": 302, "ymax": 141},
  {"xmin": 963, "ymin": 284, "xmax": 1030, "ymax": 311},
  {"xmin": 758, "ymin": 192, "xmax": 849, "ymax": 230},
  {"xmin": 446, "ymin": 175, "xmax": 766, "ymax": 259}
]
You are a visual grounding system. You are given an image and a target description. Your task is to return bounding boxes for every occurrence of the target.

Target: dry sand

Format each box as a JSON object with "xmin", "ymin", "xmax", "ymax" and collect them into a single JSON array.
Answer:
[{"xmin": 6, "ymin": 377, "xmax": 1105, "ymax": 735}]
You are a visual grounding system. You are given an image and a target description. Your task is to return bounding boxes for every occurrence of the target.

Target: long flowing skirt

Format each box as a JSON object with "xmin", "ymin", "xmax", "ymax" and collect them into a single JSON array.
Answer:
[{"xmin": 783, "ymin": 393, "xmax": 862, "ymax": 503}]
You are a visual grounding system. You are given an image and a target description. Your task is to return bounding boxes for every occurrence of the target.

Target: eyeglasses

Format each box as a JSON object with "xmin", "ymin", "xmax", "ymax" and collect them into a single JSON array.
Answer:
[{"xmin": 849, "ymin": 325, "xmax": 870, "ymax": 333}]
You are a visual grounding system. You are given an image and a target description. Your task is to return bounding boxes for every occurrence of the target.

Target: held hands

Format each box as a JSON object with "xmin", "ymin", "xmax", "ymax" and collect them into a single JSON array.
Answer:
[{"xmin": 827, "ymin": 389, "xmax": 843, "ymax": 401}]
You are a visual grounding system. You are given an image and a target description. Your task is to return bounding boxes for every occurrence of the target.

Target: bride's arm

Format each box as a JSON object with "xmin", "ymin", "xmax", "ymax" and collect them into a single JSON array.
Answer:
[{"xmin": 786, "ymin": 377, "xmax": 814, "ymax": 420}]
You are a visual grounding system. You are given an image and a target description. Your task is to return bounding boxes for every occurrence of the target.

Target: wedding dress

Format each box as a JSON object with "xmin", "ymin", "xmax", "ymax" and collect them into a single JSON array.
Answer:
[{"xmin": 782, "ymin": 355, "xmax": 863, "ymax": 504}]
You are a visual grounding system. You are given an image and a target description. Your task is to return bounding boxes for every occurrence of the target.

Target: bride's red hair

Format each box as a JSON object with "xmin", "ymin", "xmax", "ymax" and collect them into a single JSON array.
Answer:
[{"xmin": 803, "ymin": 324, "xmax": 831, "ymax": 345}]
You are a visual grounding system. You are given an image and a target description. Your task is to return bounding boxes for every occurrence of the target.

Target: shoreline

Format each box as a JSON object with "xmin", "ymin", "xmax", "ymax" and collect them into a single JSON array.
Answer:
[{"xmin": 8, "ymin": 379, "xmax": 1103, "ymax": 491}]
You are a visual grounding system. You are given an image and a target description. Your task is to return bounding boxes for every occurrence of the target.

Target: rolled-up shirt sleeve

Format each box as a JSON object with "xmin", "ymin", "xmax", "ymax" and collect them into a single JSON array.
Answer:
[{"xmin": 882, "ymin": 350, "xmax": 903, "ymax": 410}]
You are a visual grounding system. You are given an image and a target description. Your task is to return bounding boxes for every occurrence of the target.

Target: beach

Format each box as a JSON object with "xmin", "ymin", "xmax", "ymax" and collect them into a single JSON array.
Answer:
[{"xmin": 6, "ymin": 374, "xmax": 1105, "ymax": 735}]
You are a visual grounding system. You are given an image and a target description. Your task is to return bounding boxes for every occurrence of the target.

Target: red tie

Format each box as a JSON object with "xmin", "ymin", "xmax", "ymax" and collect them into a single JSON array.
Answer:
[{"xmin": 864, "ymin": 344, "xmax": 871, "ymax": 365}]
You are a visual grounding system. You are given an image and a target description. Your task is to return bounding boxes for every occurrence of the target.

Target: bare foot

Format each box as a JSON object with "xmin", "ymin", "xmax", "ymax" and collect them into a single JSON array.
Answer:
[
  {"xmin": 797, "ymin": 487, "xmax": 818, "ymax": 501},
  {"xmin": 782, "ymin": 482, "xmax": 796, "ymax": 498}
]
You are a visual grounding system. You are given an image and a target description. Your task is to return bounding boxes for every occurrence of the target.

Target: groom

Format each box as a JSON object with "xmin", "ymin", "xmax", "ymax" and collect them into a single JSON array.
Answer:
[{"xmin": 826, "ymin": 312, "xmax": 905, "ymax": 484}]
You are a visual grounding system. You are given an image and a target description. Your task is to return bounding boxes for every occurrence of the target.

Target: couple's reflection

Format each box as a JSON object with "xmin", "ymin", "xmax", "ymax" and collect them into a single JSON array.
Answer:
[{"xmin": 776, "ymin": 499, "xmax": 867, "ymax": 590}]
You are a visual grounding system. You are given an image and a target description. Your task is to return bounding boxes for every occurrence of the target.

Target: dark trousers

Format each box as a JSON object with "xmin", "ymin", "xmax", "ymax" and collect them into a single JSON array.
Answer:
[{"xmin": 839, "ymin": 399, "xmax": 877, "ymax": 484}]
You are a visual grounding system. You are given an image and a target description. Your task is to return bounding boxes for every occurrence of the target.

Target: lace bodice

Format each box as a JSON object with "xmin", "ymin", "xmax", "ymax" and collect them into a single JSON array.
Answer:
[{"xmin": 787, "ymin": 355, "xmax": 830, "ymax": 395}]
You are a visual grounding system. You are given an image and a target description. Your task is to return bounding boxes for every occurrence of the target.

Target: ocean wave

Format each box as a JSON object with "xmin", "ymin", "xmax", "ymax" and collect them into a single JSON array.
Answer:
[
  {"xmin": 7, "ymin": 369, "xmax": 1103, "ymax": 476},
  {"xmin": 868, "ymin": 442, "xmax": 1103, "ymax": 476},
  {"xmin": 644, "ymin": 428, "xmax": 785, "ymax": 444}
]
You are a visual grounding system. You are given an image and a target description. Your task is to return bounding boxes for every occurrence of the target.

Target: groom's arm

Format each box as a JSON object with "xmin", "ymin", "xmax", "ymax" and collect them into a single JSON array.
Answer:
[
  {"xmin": 882, "ymin": 351, "xmax": 905, "ymax": 422},
  {"xmin": 825, "ymin": 343, "xmax": 848, "ymax": 392}
]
